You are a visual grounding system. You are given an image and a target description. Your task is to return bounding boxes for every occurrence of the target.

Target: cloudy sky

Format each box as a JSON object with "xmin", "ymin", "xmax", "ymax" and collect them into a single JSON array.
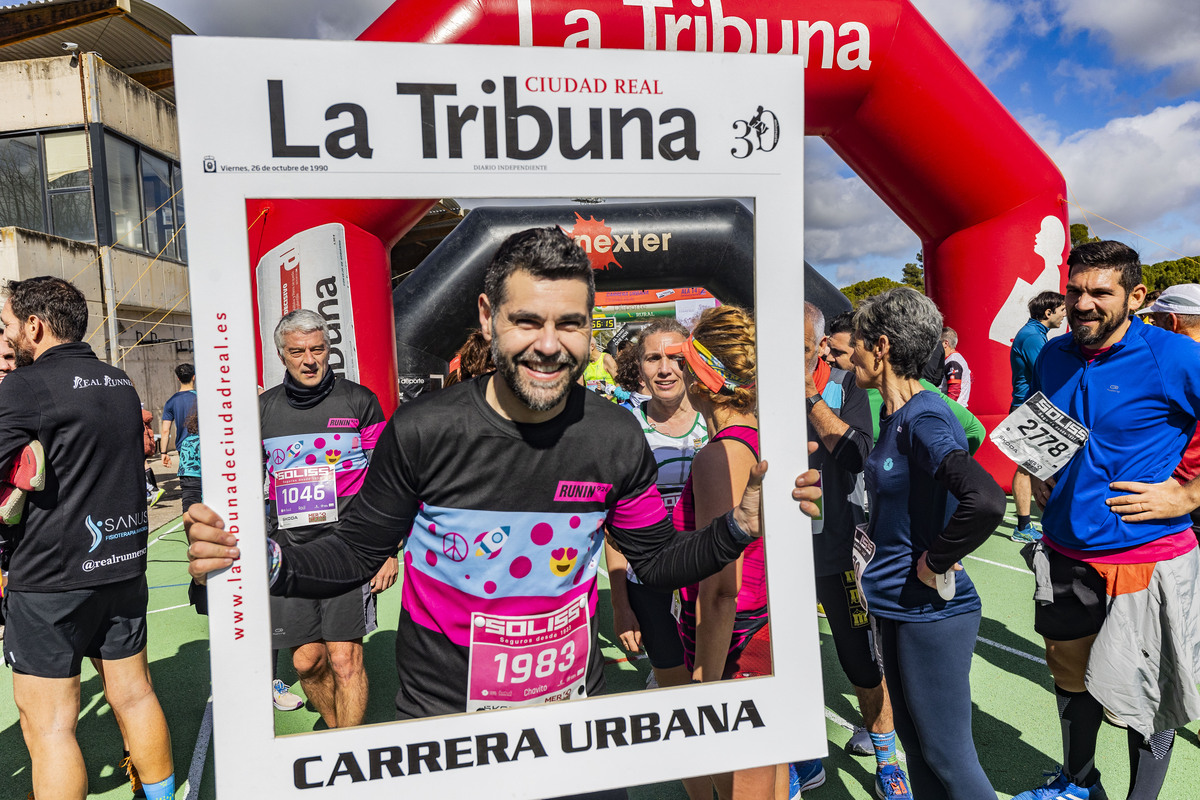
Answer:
[{"xmin": 155, "ymin": 0, "xmax": 1200, "ymax": 287}]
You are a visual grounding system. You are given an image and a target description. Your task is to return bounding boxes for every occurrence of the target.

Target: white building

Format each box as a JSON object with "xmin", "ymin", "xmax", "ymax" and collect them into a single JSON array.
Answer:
[{"xmin": 0, "ymin": 0, "xmax": 192, "ymax": 428}]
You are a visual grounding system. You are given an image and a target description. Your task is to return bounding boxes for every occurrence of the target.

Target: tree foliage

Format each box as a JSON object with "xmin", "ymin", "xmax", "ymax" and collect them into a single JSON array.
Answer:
[
  {"xmin": 1070, "ymin": 224, "xmax": 1100, "ymax": 248},
  {"xmin": 1142, "ymin": 256, "xmax": 1200, "ymax": 294},
  {"xmin": 901, "ymin": 251, "xmax": 925, "ymax": 293},
  {"xmin": 840, "ymin": 276, "xmax": 904, "ymax": 307}
]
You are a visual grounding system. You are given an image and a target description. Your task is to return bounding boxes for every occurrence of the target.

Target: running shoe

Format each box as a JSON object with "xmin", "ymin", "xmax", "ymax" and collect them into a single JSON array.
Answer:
[
  {"xmin": 875, "ymin": 764, "xmax": 910, "ymax": 798},
  {"xmin": 7, "ymin": 441, "xmax": 44, "ymax": 491},
  {"xmin": 1012, "ymin": 523, "xmax": 1043, "ymax": 543},
  {"xmin": 817, "ymin": 602, "xmax": 827, "ymax": 618},
  {"xmin": 148, "ymin": 488, "xmax": 165, "ymax": 507},
  {"xmin": 788, "ymin": 760, "xmax": 825, "ymax": 798},
  {"xmin": 119, "ymin": 755, "xmax": 146, "ymax": 798},
  {"xmin": 0, "ymin": 484, "xmax": 25, "ymax": 525},
  {"xmin": 1013, "ymin": 768, "xmax": 1108, "ymax": 799},
  {"xmin": 273, "ymin": 679, "xmax": 305, "ymax": 711},
  {"xmin": 845, "ymin": 725, "xmax": 873, "ymax": 756}
]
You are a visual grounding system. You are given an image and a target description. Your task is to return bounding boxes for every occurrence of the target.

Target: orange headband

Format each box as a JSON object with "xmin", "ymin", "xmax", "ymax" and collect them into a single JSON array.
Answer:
[{"xmin": 663, "ymin": 335, "xmax": 754, "ymax": 396}]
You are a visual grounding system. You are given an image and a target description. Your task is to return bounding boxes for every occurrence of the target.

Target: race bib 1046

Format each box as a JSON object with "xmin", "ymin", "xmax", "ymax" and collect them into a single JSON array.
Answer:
[
  {"xmin": 990, "ymin": 392, "xmax": 1089, "ymax": 480},
  {"xmin": 274, "ymin": 465, "xmax": 338, "ymax": 529}
]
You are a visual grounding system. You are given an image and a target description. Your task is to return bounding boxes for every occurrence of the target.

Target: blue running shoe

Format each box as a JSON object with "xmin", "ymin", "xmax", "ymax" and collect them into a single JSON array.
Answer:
[
  {"xmin": 875, "ymin": 764, "xmax": 910, "ymax": 798},
  {"xmin": 788, "ymin": 760, "xmax": 826, "ymax": 799},
  {"xmin": 1013, "ymin": 768, "xmax": 1107, "ymax": 800},
  {"xmin": 1012, "ymin": 523, "xmax": 1042, "ymax": 543}
]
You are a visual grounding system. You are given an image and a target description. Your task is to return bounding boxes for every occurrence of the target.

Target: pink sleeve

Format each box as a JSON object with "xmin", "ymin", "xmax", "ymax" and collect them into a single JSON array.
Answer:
[
  {"xmin": 607, "ymin": 483, "xmax": 668, "ymax": 530},
  {"xmin": 360, "ymin": 420, "xmax": 386, "ymax": 451}
]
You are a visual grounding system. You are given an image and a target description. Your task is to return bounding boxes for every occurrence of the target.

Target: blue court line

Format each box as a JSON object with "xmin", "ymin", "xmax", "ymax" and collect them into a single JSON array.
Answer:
[{"xmin": 149, "ymin": 582, "xmax": 193, "ymax": 590}]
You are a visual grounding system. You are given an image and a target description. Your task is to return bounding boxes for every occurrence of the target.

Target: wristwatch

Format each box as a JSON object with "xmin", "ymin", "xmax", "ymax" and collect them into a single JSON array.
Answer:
[{"xmin": 806, "ymin": 394, "xmax": 823, "ymax": 414}]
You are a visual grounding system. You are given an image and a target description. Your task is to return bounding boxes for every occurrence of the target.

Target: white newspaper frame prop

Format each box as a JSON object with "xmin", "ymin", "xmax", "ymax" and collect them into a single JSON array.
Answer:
[{"xmin": 176, "ymin": 37, "xmax": 817, "ymax": 798}]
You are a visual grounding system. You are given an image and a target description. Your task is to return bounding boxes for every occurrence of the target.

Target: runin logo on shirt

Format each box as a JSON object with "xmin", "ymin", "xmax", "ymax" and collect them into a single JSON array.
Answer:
[{"xmin": 554, "ymin": 481, "xmax": 612, "ymax": 502}]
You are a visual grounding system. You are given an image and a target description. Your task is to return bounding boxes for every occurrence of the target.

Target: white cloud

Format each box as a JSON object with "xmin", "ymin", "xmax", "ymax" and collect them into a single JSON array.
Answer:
[
  {"xmin": 803, "ymin": 141, "xmax": 919, "ymax": 285},
  {"xmin": 155, "ymin": 0, "xmax": 393, "ymax": 39},
  {"xmin": 1017, "ymin": 0, "xmax": 1055, "ymax": 38},
  {"xmin": 1037, "ymin": 102, "xmax": 1200, "ymax": 238},
  {"xmin": 1052, "ymin": 59, "xmax": 1117, "ymax": 103},
  {"xmin": 1054, "ymin": 0, "xmax": 1200, "ymax": 93},
  {"xmin": 909, "ymin": 0, "xmax": 1018, "ymax": 76}
]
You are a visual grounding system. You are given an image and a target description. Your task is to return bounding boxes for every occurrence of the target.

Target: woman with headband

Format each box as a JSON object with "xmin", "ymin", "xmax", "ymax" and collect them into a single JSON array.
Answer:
[
  {"xmin": 666, "ymin": 305, "xmax": 781, "ymax": 800},
  {"xmin": 607, "ymin": 319, "xmax": 708, "ymax": 705}
]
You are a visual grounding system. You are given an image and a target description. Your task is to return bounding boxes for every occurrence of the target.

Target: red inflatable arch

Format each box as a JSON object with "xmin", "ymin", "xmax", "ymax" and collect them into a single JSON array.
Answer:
[{"xmin": 248, "ymin": 0, "xmax": 1068, "ymax": 483}]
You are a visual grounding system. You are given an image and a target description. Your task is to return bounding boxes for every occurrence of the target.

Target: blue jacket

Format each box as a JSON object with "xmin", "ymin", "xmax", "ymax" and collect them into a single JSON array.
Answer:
[
  {"xmin": 1011, "ymin": 318, "xmax": 1049, "ymax": 408},
  {"xmin": 1035, "ymin": 317, "xmax": 1200, "ymax": 550}
]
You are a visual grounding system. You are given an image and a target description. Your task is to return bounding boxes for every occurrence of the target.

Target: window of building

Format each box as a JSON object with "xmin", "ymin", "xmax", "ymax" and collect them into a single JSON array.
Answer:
[
  {"xmin": 0, "ymin": 129, "xmax": 186, "ymax": 263},
  {"xmin": 141, "ymin": 151, "xmax": 175, "ymax": 260},
  {"xmin": 106, "ymin": 135, "xmax": 143, "ymax": 251},
  {"xmin": 172, "ymin": 163, "xmax": 186, "ymax": 262},
  {"xmin": 103, "ymin": 132, "xmax": 186, "ymax": 263},
  {"xmin": 44, "ymin": 131, "xmax": 95, "ymax": 242},
  {"xmin": 0, "ymin": 135, "xmax": 46, "ymax": 232}
]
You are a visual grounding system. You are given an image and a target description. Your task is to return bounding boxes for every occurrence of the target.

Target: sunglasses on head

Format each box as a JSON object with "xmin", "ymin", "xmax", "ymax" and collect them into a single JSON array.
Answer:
[{"xmin": 662, "ymin": 335, "xmax": 752, "ymax": 396}]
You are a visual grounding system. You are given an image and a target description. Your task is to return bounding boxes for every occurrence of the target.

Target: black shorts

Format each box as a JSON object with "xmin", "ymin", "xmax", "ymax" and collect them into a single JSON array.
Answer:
[
  {"xmin": 625, "ymin": 580, "xmax": 685, "ymax": 670},
  {"xmin": 3, "ymin": 575, "xmax": 148, "ymax": 678},
  {"xmin": 270, "ymin": 583, "xmax": 377, "ymax": 649},
  {"xmin": 816, "ymin": 571, "xmax": 882, "ymax": 689},
  {"xmin": 179, "ymin": 476, "xmax": 202, "ymax": 512},
  {"xmin": 1033, "ymin": 547, "xmax": 1108, "ymax": 641}
]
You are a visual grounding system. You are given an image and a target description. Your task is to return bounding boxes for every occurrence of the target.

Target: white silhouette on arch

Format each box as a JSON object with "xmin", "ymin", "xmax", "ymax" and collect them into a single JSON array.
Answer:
[{"xmin": 989, "ymin": 215, "xmax": 1067, "ymax": 345}]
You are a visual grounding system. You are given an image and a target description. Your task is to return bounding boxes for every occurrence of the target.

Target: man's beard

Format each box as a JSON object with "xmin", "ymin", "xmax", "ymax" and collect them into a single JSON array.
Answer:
[
  {"xmin": 10, "ymin": 336, "xmax": 33, "ymax": 368},
  {"xmin": 490, "ymin": 333, "xmax": 583, "ymax": 412},
  {"xmin": 1069, "ymin": 307, "xmax": 1125, "ymax": 348}
]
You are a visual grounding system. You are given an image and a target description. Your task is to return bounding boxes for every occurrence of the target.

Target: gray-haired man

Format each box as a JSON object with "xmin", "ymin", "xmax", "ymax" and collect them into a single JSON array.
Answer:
[{"xmin": 259, "ymin": 309, "xmax": 396, "ymax": 728}]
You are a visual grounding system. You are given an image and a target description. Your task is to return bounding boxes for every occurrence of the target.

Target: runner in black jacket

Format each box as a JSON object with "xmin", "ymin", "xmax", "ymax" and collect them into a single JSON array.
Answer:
[{"xmin": 0, "ymin": 277, "xmax": 175, "ymax": 800}]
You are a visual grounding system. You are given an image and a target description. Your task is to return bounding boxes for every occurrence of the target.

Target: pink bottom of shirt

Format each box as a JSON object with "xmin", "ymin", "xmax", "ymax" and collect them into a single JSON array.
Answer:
[{"xmin": 1045, "ymin": 529, "xmax": 1197, "ymax": 564}]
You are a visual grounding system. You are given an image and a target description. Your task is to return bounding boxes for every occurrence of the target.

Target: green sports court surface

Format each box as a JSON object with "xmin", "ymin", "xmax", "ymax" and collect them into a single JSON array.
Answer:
[{"xmin": 4, "ymin": 502, "xmax": 1200, "ymax": 799}]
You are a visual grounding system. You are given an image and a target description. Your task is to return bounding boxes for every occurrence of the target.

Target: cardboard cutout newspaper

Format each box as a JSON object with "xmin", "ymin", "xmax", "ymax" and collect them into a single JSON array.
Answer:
[{"xmin": 175, "ymin": 37, "xmax": 816, "ymax": 798}]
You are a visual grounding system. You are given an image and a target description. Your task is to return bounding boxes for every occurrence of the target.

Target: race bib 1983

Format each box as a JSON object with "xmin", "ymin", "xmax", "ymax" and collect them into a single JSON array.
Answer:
[
  {"xmin": 990, "ymin": 392, "xmax": 1088, "ymax": 480},
  {"xmin": 466, "ymin": 595, "xmax": 590, "ymax": 712}
]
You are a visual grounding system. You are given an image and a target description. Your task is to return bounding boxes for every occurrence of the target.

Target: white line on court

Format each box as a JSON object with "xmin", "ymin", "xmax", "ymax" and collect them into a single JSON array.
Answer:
[
  {"xmin": 976, "ymin": 636, "xmax": 1047, "ymax": 665},
  {"xmin": 965, "ymin": 554, "xmax": 1028, "ymax": 574},
  {"xmin": 150, "ymin": 520, "xmax": 185, "ymax": 547},
  {"xmin": 148, "ymin": 602, "xmax": 190, "ymax": 615},
  {"xmin": 179, "ymin": 698, "xmax": 213, "ymax": 800}
]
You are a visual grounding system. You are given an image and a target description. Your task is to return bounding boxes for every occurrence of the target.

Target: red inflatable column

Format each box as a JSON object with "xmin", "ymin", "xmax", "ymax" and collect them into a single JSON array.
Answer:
[
  {"xmin": 927, "ymin": 198, "xmax": 1069, "ymax": 486},
  {"xmin": 246, "ymin": 199, "xmax": 426, "ymax": 416}
]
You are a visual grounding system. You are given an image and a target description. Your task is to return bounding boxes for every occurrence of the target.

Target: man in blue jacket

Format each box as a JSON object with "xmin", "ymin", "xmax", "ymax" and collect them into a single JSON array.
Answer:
[
  {"xmin": 1009, "ymin": 290, "xmax": 1064, "ymax": 542},
  {"xmin": 1016, "ymin": 242, "xmax": 1200, "ymax": 800}
]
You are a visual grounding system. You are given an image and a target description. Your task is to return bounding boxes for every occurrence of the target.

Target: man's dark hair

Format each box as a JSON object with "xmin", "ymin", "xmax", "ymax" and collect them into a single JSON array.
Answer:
[
  {"xmin": 5, "ymin": 276, "xmax": 87, "ymax": 342},
  {"xmin": 483, "ymin": 227, "xmax": 595, "ymax": 311},
  {"xmin": 828, "ymin": 310, "xmax": 855, "ymax": 336},
  {"xmin": 1067, "ymin": 241, "xmax": 1142, "ymax": 294},
  {"xmin": 175, "ymin": 363, "xmax": 195, "ymax": 384},
  {"xmin": 1028, "ymin": 290, "xmax": 1065, "ymax": 321}
]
